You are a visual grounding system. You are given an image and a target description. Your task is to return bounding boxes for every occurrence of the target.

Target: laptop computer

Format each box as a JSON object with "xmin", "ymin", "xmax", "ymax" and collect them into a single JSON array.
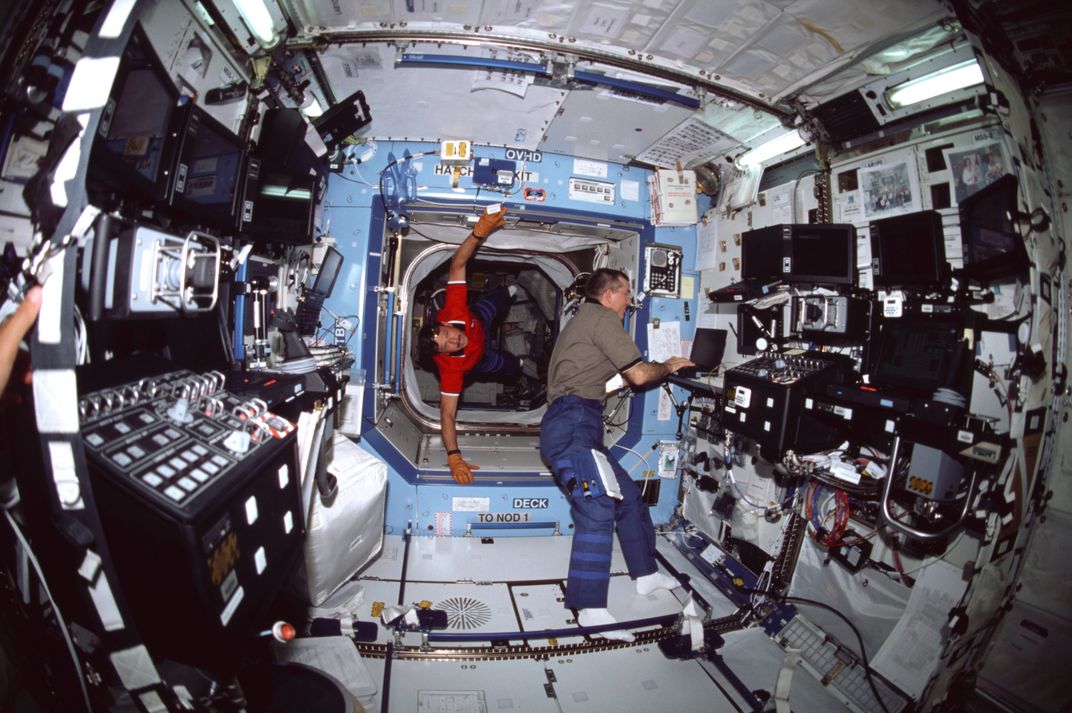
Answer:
[
  {"xmin": 707, "ymin": 278, "xmax": 783, "ymax": 303},
  {"xmin": 707, "ymin": 225, "xmax": 785, "ymax": 303},
  {"xmin": 681, "ymin": 327, "xmax": 728, "ymax": 377}
]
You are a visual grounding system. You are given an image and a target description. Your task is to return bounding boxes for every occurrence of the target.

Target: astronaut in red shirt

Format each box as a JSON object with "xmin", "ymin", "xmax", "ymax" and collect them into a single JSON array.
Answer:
[{"xmin": 416, "ymin": 206, "xmax": 531, "ymax": 484}]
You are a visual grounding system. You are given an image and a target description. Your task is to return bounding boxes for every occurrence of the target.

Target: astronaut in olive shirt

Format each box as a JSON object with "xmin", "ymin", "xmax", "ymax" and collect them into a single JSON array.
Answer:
[{"xmin": 540, "ymin": 268, "xmax": 693, "ymax": 641}]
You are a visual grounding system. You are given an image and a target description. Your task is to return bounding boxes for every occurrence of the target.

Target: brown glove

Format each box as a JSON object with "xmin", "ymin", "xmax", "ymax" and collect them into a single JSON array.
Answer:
[
  {"xmin": 473, "ymin": 206, "xmax": 507, "ymax": 239},
  {"xmin": 448, "ymin": 453, "xmax": 479, "ymax": 484}
]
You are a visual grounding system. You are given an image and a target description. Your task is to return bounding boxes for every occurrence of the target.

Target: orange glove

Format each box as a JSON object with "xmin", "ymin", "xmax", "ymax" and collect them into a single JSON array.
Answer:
[
  {"xmin": 473, "ymin": 206, "xmax": 507, "ymax": 239},
  {"xmin": 448, "ymin": 453, "xmax": 479, "ymax": 484}
]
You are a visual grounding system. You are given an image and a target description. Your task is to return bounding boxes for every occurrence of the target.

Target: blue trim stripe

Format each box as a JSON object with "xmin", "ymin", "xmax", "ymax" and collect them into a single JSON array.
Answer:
[
  {"xmin": 568, "ymin": 569, "xmax": 611, "ymax": 580},
  {"xmin": 576, "ymin": 533, "xmax": 613, "ymax": 544},
  {"xmin": 571, "ymin": 551, "xmax": 611, "ymax": 562}
]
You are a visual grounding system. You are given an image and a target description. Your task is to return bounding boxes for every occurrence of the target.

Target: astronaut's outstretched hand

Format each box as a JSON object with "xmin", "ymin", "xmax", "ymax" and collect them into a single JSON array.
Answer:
[
  {"xmin": 0, "ymin": 287, "xmax": 42, "ymax": 395},
  {"xmin": 473, "ymin": 206, "xmax": 507, "ymax": 239},
  {"xmin": 448, "ymin": 453, "xmax": 480, "ymax": 485}
]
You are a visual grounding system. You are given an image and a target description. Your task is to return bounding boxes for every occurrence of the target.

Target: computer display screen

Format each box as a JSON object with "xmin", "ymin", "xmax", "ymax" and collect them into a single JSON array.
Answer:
[
  {"xmin": 869, "ymin": 318, "xmax": 968, "ymax": 396},
  {"xmin": 244, "ymin": 173, "xmax": 317, "ymax": 244},
  {"xmin": 164, "ymin": 308, "xmax": 234, "ymax": 371},
  {"xmin": 310, "ymin": 246, "xmax": 344, "ymax": 298},
  {"xmin": 740, "ymin": 226, "xmax": 783, "ymax": 280},
  {"xmin": 295, "ymin": 247, "xmax": 344, "ymax": 337},
  {"xmin": 869, "ymin": 210, "xmax": 946, "ymax": 289},
  {"xmin": 688, "ymin": 328, "xmax": 727, "ymax": 372},
  {"xmin": 168, "ymin": 105, "xmax": 245, "ymax": 228},
  {"xmin": 959, "ymin": 174, "xmax": 1028, "ymax": 281},
  {"xmin": 785, "ymin": 224, "xmax": 856, "ymax": 286},
  {"xmin": 89, "ymin": 26, "xmax": 177, "ymax": 203}
]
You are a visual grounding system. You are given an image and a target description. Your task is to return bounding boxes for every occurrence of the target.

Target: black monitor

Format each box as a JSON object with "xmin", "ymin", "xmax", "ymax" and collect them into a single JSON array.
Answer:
[
  {"xmin": 740, "ymin": 225, "xmax": 784, "ymax": 280},
  {"xmin": 165, "ymin": 103, "xmax": 246, "ymax": 230},
  {"xmin": 242, "ymin": 171, "xmax": 319, "ymax": 244},
  {"xmin": 959, "ymin": 174, "xmax": 1029, "ymax": 281},
  {"xmin": 309, "ymin": 246, "xmax": 343, "ymax": 298},
  {"xmin": 869, "ymin": 210, "xmax": 946, "ymax": 290},
  {"xmin": 868, "ymin": 317, "xmax": 971, "ymax": 398},
  {"xmin": 312, "ymin": 90, "xmax": 372, "ymax": 148},
  {"xmin": 164, "ymin": 308, "xmax": 234, "ymax": 371},
  {"xmin": 295, "ymin": 246, "xmax": 344, "ymax": 337},
  {"xmin": 88, "ymin": 25, "xmax": 178, "ymax": 205},
  {"xmin": 256, "ymin": 108, "xmax": 308, "ymax": 170},
  {"xmin": 254, "ymin": 108, "xmax": 326, "ymax": 182},
  {"xmin": 783, "ymin": 224, "xmax": 857, "ymax": 286}
]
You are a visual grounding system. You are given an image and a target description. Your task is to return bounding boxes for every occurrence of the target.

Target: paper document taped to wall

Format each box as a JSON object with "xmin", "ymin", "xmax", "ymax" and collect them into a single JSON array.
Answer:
[{"xmin": 870, "ymin": 559, "xmax": 967, "ymax": 697}]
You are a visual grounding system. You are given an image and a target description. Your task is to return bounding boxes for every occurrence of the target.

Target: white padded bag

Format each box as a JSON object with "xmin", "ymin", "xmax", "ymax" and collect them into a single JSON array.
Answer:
[{"xmin": 299, "ymin": 433, "xmax": 387, "ymax": 605}]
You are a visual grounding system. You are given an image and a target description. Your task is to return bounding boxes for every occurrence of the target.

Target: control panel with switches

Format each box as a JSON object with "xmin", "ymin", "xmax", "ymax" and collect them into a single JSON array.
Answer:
[
  {"xmin": 644, "ymin": 243, "xmax": 683, "ymax": 297},
  {"xmin": 568, "ymin": 177, "xmax": 616, "ymax": 204},
  {"xmin": 79, "ymin": 370, "xmax": 294, "ymax": 510},
  {"xmin": 723, "ymin": 353, "xmax": 851, "ymax": 455},
  {"xmin": 78, "ymin": 368, "xmax": 304, "ymax": 669}
]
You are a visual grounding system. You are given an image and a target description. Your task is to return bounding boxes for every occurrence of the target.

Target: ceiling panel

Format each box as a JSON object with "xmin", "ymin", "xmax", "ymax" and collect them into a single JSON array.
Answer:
[
  {"xmin": 318, "ymin": 44, "xmax": 565, "ymax": 149},
  {"xmin": 563, "ymin": 0, "xmax": 676, "ymax": 48},
  {"xmin": 291, "ymin": 0, "xmax": 394, "ymax": 29},
  {"xmin": 646, "ymin": 0, "xmax": 782, "ymax": 67},
  {"xmin": 479, "ymin": 0, "xmax": 583, "ymax": 32},
  {"xmin": 290, "ymin": 0, "xmax": 952, "ymax": 109},
  {"xmin": 540, "ymin": 82, "xmax": 695, "ymax": 164}
]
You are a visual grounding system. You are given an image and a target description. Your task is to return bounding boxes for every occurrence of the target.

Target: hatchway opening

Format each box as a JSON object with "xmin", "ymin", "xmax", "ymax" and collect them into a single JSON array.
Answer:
[
  {"xmin": 411, "ymin": 255, "xmax": 565, "ymax": 412},
  {"xmin": 399, "ymin": 242, "xmax": 584, "ymax": 431},
  {"xmin": 374, "ymin": 208, "xmax": 641, "ymax": 474}
]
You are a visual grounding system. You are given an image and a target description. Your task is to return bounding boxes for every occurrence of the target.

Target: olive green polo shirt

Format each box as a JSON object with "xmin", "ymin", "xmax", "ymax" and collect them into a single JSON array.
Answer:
[{"xmin": 547, "ymin": 302, "xmax": 642, "ymax": 404}]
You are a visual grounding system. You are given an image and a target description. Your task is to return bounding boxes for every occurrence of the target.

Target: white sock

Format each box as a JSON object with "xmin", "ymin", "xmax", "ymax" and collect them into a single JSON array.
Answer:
[
  {"xmin": 507, "ymin": 284, "xmax": 519, "ymax": 298},
  {"xmin": 635, "ymin": 571, "xmax": 680, "ymax": 596},
  {"xmin": 577, "ymin": 608, "xmax": 634, "ymax": 642}
]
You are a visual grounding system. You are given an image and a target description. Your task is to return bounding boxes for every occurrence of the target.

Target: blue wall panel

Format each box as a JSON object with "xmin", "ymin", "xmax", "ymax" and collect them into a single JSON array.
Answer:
[{"xmin": 323, "ymin": 141, "xmax": 700, "ymax": 533}]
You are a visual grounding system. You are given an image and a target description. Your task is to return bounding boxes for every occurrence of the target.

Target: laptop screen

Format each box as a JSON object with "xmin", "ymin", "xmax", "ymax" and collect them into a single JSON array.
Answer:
[{"xmin": 689, "ymin": 328, "xmax": 728, "ymax": 372}]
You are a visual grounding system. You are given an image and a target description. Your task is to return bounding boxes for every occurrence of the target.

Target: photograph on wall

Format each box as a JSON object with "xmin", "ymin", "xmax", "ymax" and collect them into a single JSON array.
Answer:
[
  {"xmin": 860, "ymin": 159, "xmax": 920, "ymax": 218},
  {"xmin": 944, "ymin": 141, "xmax": 1008, "ymax": 204}
]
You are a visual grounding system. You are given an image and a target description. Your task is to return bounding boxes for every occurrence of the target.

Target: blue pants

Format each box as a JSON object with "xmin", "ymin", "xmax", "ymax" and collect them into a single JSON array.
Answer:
[
  {"xmin": 539, "ymin": 395, "xmax": 657, "ymax": 609},
  {"xmin": 471, "ymin": 286, "xmax": 521, "ymax": 380}
]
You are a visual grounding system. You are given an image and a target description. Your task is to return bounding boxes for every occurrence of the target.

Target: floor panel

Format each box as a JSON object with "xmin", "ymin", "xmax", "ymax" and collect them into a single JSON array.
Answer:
[
  {"xmin": 365, "ymin": 656, "xmax": 563, "ymax": 713},
  {"xmin": 371, "ymin": 534, "xmax": 686, "ymax": 586},
  {"xmin": 720, "ymin": 628, "xmax": 847, "ymax": 713},
  {"xmin": 361, "ymin": 646, "xmax": 745, "ymax": 713},
  {"xmin": 399, "ymin": 581, "xmax": 522, "ymax": 639},
  {"xmin": 404, "ymin": 533, "xmax": 581, "ymax": 582},
  {"xmin": 358, "ymin": 534, "xmax": 406, "ymax": 580},
  {"xmin": 546, "ymin": 648, "xmax": 740, "ymax": 713},
  {"xmin": 341, "ymin": 533, "xmax": 766, "ymax": 713},
  {"xmin": 510, "ymin": 582, "xmax": 577, "ymax": 639}
]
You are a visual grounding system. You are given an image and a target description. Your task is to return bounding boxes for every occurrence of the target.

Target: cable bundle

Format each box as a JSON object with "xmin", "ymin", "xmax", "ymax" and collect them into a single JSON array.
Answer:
[{"xmin": 803, "ymin": 480, "xmax": 850, "ymax": 547}]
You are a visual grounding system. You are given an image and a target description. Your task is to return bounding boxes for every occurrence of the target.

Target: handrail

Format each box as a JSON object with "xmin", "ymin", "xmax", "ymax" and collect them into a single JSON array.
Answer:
[
  {"xmin": 466, "ymin": 521, "xmax": 559, "ymax": 536},
  {"xmin": 426, "ymin": 613, "xmax": 678, "ymax": 642},
  {"xmin": 880, "ymin": 435, "xmax": 979, "ymax": 542}
]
